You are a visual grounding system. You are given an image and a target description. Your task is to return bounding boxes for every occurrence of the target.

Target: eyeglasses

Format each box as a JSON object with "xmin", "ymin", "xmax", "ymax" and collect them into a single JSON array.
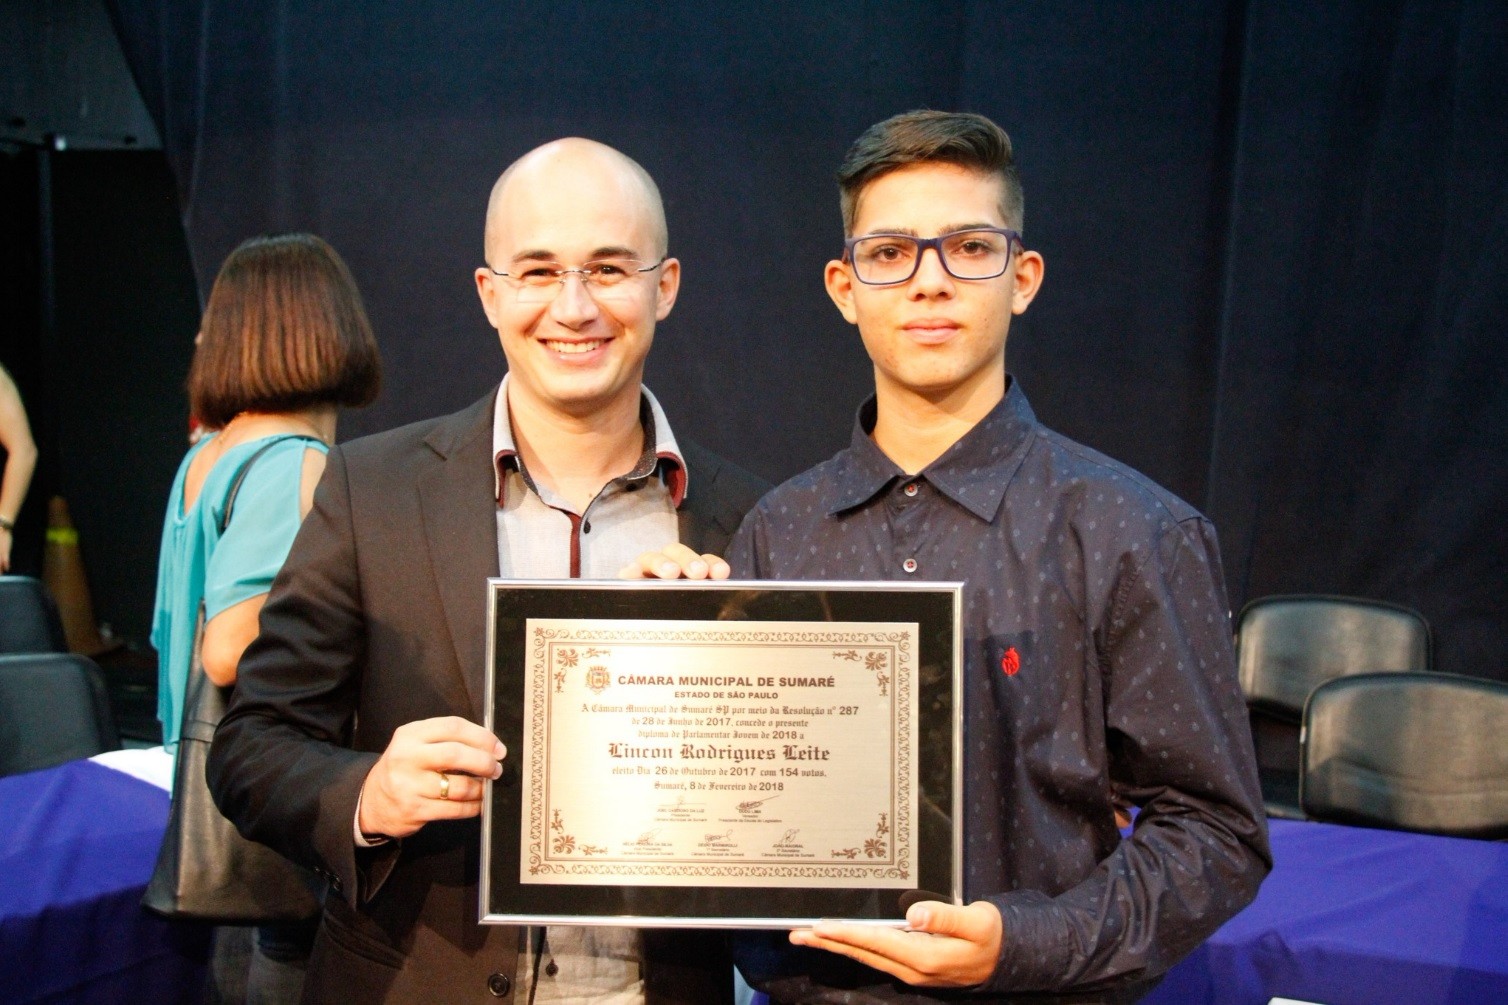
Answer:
[
  {"xmin": 487, "ymin": 257, "xmax": 666, "ymax": 303},
  {"xmin": 843, "ymin": 228, "xmax": 1021, "ymax": 285}
]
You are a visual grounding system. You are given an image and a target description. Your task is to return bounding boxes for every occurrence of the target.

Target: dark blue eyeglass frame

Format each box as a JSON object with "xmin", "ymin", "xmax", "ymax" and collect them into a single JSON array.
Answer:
[{"xmin": 842, "ymin": 227, "xmax": 1023, "ymax": 285}]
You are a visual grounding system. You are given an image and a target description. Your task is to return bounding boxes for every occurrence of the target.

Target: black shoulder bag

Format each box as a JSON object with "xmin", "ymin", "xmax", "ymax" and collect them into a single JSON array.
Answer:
[{"xmin": 142, "ymin": 435, "xmax": 326, "ymax": 923}]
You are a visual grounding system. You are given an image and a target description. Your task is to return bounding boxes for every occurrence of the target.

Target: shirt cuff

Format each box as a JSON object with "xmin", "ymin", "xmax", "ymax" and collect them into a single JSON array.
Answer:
[
  {"xmin": 981, "ymin": 889, "xmax": 1072, "ymax": 993},
  {"xmin": 353, "ymin": 789, "xmax": 389, "ymax": 847}
]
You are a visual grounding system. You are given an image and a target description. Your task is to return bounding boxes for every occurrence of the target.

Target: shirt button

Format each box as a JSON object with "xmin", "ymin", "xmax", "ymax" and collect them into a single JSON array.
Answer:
[
  {"xmin": 582, "ymin": 520, "xmax": 592, "ymax": 534},
  {"xmin": 903, "ymin": 481, "xmax": 920, "ymax": 497},
  {"xmin": 487, "ymin": 972, "xmax": 512, "ymax": 997},
  {"xmin": 902, "ymin": 558, "xmax": 918, "ymax": 574},
  {"xmin": 545, "ymin": 960, "xmax": 559, "ymax": 977}
]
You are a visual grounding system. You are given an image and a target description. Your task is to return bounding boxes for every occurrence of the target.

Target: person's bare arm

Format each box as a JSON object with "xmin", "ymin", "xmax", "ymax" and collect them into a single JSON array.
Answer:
[
  {"xmin": 201, "ymin": 594, "xmax": 266, "ymax": 685},
  {"xmin": 0, "ymin": 366, "xmax": 38, "ymax": 572}
]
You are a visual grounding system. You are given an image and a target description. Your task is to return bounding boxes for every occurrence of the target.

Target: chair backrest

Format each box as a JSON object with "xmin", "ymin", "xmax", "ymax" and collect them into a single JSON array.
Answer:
[
  {"xmin": 1237, "ymin": 595, "xmax": 1431, "ymax": 720},
  {"xmin": 1300, "ymin": 672, "xmax": 1508, "ymax": 839},
  {"xmin": 0, "ymin": 653, "xmax": 120, "ymax": 777},
  {"xmin": 0, "ymin": 575, "xmax": 68, "ymax": 654}
]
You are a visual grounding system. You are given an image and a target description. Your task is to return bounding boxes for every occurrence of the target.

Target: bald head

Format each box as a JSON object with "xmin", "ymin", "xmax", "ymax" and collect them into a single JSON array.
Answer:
[{"xmin": 483, "ymin": 138, "xmax": 668, "ymax": 262}]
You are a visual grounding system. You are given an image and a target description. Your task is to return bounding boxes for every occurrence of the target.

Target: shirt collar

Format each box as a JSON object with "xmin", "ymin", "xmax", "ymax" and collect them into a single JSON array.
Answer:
[
  {"xmin": 491, "ymin": 374, "xmax": 687, "ymax": 507},
  {"xmin": 829, "ymin": 376, "xmax": 1038, "ymax": 522}
]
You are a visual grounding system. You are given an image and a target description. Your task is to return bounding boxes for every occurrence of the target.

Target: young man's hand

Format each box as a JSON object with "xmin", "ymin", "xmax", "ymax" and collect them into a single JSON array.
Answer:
[{"xmin": 788, "ymin": 899, "xmax": 1002, "ymax": 988}]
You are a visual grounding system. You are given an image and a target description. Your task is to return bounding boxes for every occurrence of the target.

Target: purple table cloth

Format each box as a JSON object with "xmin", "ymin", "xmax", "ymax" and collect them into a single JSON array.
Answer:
[
  {"xmin": 0, "ymin": 758, "xmax": 210, "ymax": 1003},
  {"xmin": 1145, "ymin": 817, "xmax": 1508, "ymax": 1005},
  {"xmin": 746, "ymin": 818, "xmax": 1508, "ymax": 1004}
]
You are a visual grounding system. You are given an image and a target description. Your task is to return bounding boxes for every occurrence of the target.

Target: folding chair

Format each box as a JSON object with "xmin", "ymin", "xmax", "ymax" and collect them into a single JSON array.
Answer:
[
  {"xmin": 0, "ymin": 575, "xmax": 67, "ymax": 654},
  {"xmin": 0, "ymin": 653, "xmax": 120, "ymax": 777},
  {"xmin": 1236, "ymin": 594, "xmax": 1430, "ymax": 817},
  {"xmin": 1301, "ymin": 671, "xmax": 1508, "ymax": 839}
]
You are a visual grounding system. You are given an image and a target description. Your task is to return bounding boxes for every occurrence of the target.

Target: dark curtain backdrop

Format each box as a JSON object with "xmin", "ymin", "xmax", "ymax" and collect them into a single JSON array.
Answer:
[{"xmin": 104, "ymin": 1, "xmax": 1507, "ymax": 680}]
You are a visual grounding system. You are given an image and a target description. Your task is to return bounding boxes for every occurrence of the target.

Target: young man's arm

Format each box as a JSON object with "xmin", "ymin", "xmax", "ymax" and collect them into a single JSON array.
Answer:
[{"xmin": 974, "ymin": 519, "xmax": 1270, "ymax": 993}]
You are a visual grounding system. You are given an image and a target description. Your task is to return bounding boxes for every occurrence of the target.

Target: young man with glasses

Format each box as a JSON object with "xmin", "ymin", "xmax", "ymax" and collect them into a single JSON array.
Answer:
[
  {"xmin": 209, "ymin": 138, "xmax": 763, "ymax": 1004},
  {"xmin": 723, "ymin": 111, "xmax": 1271, "ymax": 1002}
]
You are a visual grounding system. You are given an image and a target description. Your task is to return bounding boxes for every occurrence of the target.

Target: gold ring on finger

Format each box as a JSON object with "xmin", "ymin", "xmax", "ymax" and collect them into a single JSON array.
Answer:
[{"xmin": 438, "ymin": 771, "xmax": 451, "ymax": 800}]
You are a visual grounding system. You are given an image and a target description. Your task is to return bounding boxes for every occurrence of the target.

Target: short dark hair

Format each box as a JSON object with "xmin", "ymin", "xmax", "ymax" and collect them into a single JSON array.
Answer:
[
  {"xmin": 837, "ymin": 110, "xmax": 1024, "ymax": 235},
  {"xmin": 189, "ymin": 233, "xmax": 381, "ymax": 428}
]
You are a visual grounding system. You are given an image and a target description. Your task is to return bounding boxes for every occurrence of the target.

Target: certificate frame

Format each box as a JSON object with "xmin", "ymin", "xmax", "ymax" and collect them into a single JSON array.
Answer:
[{"xmin": 480, "ymin": 579, "xmax": 962, "ymax": 929}]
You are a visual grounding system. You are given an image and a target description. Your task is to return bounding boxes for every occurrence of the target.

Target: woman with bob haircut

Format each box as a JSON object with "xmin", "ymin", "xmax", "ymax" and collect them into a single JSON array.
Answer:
[{"xmin": 150, "ymin": 232, "xmax": 380, "ymax": 1002}]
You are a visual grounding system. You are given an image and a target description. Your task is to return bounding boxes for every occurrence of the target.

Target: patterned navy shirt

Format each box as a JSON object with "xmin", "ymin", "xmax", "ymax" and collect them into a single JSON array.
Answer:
[{"xmin": 728, "ymin": 380, "xmax": 1270, "ymax": 1002}]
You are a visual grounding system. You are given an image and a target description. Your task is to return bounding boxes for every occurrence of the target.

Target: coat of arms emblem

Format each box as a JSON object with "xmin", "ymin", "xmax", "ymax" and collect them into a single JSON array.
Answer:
[{"xmin": 585, "ymin": 665, "xmax": 611, "ymax": 694}]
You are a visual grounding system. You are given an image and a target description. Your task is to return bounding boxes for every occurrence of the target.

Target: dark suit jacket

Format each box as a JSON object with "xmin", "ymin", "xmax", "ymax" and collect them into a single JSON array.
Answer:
[{"xmin": 209, "ymin": 391, "xmax": 766, "ymax": 1004}]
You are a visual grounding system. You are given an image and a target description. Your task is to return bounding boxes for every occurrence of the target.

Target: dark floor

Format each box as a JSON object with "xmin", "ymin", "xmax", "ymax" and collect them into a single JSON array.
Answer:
[{"xmin": 95, "ymin": 643, "xmax": 163, "ymax": 748}]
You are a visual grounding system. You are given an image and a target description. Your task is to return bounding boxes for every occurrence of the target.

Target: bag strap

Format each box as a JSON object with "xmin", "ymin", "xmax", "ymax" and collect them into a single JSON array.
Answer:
[{"xmin": 217, "ymin": 434, "xmax": 324, "ymax": 534}]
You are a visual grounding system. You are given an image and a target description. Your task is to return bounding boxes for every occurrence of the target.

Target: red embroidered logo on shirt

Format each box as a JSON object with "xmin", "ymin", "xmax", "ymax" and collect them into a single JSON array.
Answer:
[{"xmin": 1001, "ymin": 647, "xmax": 1020, "ymax": 676}]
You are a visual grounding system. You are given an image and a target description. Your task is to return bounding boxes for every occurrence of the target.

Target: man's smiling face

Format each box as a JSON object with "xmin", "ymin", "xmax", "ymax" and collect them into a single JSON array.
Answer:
[{"xmin": 476, "ymin": 141, "xmax": 678, "ymax": 421}]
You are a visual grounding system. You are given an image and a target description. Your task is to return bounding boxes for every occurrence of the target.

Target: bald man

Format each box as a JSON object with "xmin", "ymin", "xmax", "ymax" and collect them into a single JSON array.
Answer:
[{"xmin": 209, "ymin": 139, "xmax": 764, "ymax": 1004}]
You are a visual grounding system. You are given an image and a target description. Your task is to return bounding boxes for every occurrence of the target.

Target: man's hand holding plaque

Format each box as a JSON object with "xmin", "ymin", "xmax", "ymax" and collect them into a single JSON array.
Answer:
[
  {"xmin": 619, "ymin": 542, "xmax": 731, "ymax": 581},
  {"xmin": 359, "ymin": 716, "xmax": 507, "ymax": 839}
]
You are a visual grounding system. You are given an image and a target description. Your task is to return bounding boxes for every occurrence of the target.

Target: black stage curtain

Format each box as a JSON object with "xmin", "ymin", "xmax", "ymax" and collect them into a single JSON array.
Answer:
[
  {"xmin": 3, "ymin": 147, "xmax": 199, "ymax": 633},
  {"xmin": 104, "ymin": 1, "xmax": 1507, "ymax": 680}
]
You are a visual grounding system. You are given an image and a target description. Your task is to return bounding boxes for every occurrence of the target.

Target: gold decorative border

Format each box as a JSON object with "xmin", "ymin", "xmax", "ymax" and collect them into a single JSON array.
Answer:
[{"xmin": 523, "ymin": 625, "xmax": 914, "ymax": 884}]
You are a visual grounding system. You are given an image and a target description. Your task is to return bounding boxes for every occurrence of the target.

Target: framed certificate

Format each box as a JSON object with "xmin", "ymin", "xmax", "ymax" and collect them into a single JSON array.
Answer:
[{"xmin": 480, "ymin": 580, "xmax": 962, "ymax": 929}]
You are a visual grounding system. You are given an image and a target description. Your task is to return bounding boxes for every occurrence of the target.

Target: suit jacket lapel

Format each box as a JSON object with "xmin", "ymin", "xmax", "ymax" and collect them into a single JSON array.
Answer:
[
  {"xmin": 418, "ymin": 393, "xmax": 499, "ymax": 721},
  {"xmin": 678, "ymin": 441, "xmax": 746, "ymax": 557}
]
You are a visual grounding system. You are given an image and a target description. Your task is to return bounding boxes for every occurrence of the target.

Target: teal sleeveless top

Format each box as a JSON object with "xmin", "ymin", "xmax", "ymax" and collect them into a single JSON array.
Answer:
[{"xmin": 150, "ymin": 434, "xmax": 327, "ymax": 752}]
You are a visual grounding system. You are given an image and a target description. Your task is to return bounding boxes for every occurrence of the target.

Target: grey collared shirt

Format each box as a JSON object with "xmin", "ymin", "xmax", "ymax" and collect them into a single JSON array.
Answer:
[
  {"xmin": 492, "ymin": 374, "xmax": 688, "ymax": 1005},
  {"xmin": 492, "ymin": 373, "xmax": 684, "ymax": 580}
]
